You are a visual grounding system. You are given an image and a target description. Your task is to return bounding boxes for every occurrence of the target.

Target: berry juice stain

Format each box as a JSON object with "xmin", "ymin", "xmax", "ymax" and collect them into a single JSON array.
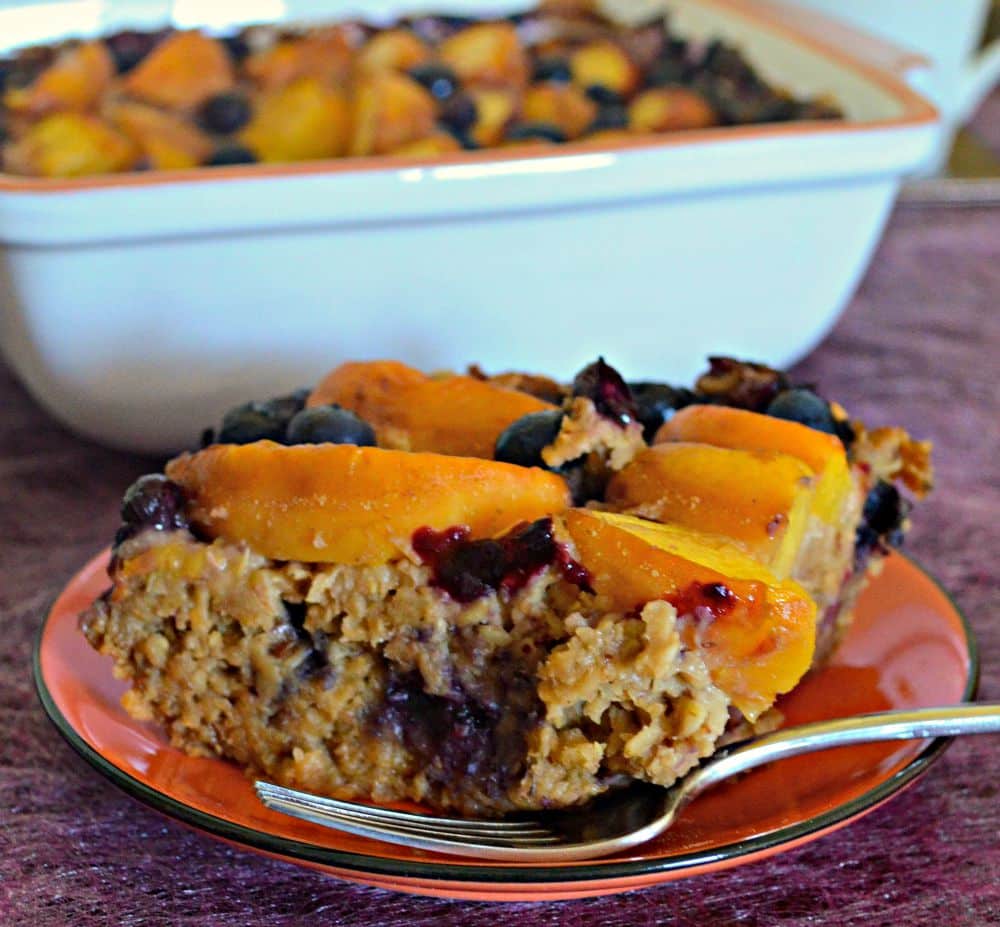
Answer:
[
  {"xmin": 668, "ymin": 581, "xmax": 738, "ymax": 621},
  {"xmin": 412, "ymin": 518, "xmax": 592, "ymax": 603}
]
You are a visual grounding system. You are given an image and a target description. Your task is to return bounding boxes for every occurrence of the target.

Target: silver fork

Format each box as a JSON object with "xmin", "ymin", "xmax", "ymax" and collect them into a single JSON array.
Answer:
[{"xmin": 255, "ymin": 703, "xmax": 1000, "ymax": 862}]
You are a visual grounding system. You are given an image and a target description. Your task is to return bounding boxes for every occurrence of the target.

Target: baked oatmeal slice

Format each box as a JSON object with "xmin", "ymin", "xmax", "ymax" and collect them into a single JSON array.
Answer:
[{"xmin": 82, "ymin": 442, "xmax": 815, "ymax": 816}]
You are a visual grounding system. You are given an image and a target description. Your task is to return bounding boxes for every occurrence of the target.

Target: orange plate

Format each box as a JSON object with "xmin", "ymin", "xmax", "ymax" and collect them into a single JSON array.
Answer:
[{"xmin": 34, "ymin": 551, "xmax": 977, "ymax": 902}]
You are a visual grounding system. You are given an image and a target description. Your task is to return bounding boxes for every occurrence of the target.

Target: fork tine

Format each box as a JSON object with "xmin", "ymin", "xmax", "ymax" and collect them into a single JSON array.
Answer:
[
  {"xmin": 291, "ymin": 807, "xmax": 555, "ymax": 839},
  {"xmin": 281, "ymin": 811, "xmax": 561, "ymax": 844},
  {"xmin": 260, "ymin": 795, "xmax": 564, "ymax": 848},
  {"xmin": 256, "ymin": 789, "xmax": 559, "ymax": 842},
  {"xmin": 254, "ymin": 781, "xmax": 549, "ymax": 833},
  {"xmin": 320, "ymin": 819, "xmax": 562, "ymax": 846}
]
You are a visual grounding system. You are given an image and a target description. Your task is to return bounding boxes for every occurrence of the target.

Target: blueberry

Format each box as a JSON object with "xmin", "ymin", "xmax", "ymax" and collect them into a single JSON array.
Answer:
[
  {"xmin": 285, "ymin": 405, "xmax": 377, "ymax": 446},
  {"xmin": 533, "ymin": 56, "xmax": 572, "ymax": 83},
  {"xmin": 560, "ymin": 461, "xmax": 596, "ymax": 507},
  {"xmin": 206, "ymin": 143, "xmax": 257, "ymax": 166},
  {"xmin": 647, "ymin": 55, "xmax": 687, "ymax": 86},
  {"xmin": 589, "ymin": 103, "xmax": 629, "ymax": 132},
  {"xmin": 120, "ymin": 474, "xmax": 188, "ymax": 532},
  {"xmin": 585, "ymin": 85, "xmax": 624, "ymax": 106},
  {"xmin": 408, "ymin": 63, "xmax": 460, "ymax": 101},
  {"xmin": 572, "ymin": 358, "xmax": 637, "ymax": 426},
  {"xmin": 113, "ymin": 523, "xmax": 138, "ymax": 549},
  {"xmin": 629, "ymin": 382, "xmax": 698, "ymax": 442},
  {"xmin": 105, "ymin": 30, "xmax": 164, "ymax": 74},
  {"xmin": 268, "ymin": 387, "xmax": 311, "ymax": 422},
  {"xmin": 439, "ymin": 93, "xmax": 477, "ymax": 133},
  {"xmin": 218, "ymin": 390, "xmax": 308, "ymax": 444},
  {"xmin": 854, "ymin": 480, "xmax": 911, "ymax": 569},
  {"xmin": 495, "ymin": 410, "xmax": 564, "ymax": 469},
  {"xmin": 834, "ymin": 416, "xmax": 856, "ymax": 450},
  {"xmin": 667, "ymin": 37, "xmax": 689, "ymax": 58},
  {"xmin": 437, "ymin": 14, "xmax": 476, "ymax": 30},
  {"xmin": 766, "ymin": 388, "xmax": 837, "ymax": 434},
  {"xmin": 0, "ymin": 59, "xmax": 11, "ymax": 91},
  {"xmin": 199, "ymin": 92, "xmax": 252, "ymax": 134},
  {"xmin": 505, "ymin": 122, "xmax": 567, "ymax": 144},
  {"xmin": 862, "ymin": 481, "xmax": 910, "ymax": 538},
  {"xmin": 506, "ymin": 11, "xmax": 534, "ymax": 26},
  {"xmin": 222, "ymin": 33, "xmax": 251, "ymax": 63}
]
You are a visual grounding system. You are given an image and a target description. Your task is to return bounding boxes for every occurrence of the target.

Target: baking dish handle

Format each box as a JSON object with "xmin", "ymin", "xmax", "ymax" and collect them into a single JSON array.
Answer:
[
  {"xmin": 746, "ymin": 0, "xmax": 933, "ymax": 89},
  {"xmin": 957, "ymin": 36, "xmax": 1000, "ymax": 122}
]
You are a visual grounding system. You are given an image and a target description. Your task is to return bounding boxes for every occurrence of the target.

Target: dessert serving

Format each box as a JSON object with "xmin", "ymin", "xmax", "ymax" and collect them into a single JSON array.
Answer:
[
  {"xmin": 80, "ymin": 356, "xmax": 931, "ymax": 818},
  {"xmin": 0, "ymin": 0, "xmax": 842, "ymax": 178}
]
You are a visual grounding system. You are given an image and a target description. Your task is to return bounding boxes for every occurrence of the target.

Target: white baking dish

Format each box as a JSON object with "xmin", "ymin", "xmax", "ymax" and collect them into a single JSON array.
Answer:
[{"xmin": 0, "ymin": 0, "xmax": 937, "ymax": 453}]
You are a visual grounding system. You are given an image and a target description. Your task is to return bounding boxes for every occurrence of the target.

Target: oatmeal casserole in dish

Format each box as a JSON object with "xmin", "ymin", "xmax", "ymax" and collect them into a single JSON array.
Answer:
[
  {"xmin": 81, "ymin": 357, "xmax": 931, "ymax": 816},
  {"xmin": 0, "ymin": 0, "xmax": 842, "ymax": 178}
]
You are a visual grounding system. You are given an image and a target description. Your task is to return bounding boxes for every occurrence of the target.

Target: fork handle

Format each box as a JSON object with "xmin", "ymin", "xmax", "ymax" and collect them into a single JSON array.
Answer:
[{"xmin": 689, "ymin": 703, "xmax": 1000, "ymax": 796}]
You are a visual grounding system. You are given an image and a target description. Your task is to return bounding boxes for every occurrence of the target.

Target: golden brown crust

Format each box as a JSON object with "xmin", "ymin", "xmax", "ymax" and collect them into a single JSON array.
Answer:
[{"xmin": 852, "ymin": 424, "xmax": 934, "ymax": 498}]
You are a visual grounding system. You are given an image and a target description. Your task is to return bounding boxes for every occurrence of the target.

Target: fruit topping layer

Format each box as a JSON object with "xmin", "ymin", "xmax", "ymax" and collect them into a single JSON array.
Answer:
[{"xmin": 1, "ymin": 1, "xmax": 843, "ymax": 178}]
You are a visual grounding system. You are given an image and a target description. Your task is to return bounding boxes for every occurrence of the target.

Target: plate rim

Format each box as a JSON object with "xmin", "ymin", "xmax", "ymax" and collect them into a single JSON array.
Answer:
[{"xmin": 33, "ymin": 552, "xmax": 980, "ymax": 887}]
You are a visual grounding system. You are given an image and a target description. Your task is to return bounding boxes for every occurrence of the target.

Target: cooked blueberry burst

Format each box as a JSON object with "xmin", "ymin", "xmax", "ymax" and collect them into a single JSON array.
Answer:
[
  {"xmin": 571, "ymin": 357, "xmax": 638, "ymax": 426},
  {"xmin": 85, "ymin": 354, "xmax": 930, "ymax": 818}
]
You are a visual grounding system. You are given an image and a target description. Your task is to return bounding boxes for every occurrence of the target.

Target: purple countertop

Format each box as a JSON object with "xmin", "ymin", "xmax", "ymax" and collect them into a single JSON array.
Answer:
[{"xmin": 1, "ymin": 201, "xmax": 998, "ymax": 925}]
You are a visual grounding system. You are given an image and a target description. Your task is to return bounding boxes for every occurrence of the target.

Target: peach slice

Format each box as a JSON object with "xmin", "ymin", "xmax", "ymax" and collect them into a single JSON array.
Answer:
[
  {"xmin": 356, "ymin": 29, "xmax": 431, "ymax": 73},
  {"xmin": 4, "ymin": 42, "xmax": 113, "ymax": 117},
  {"xmin": 468, "ymin": 88, "xmax": 518, "ymax": 147},
  {"xmin": 607, "ymin": 443, "xmax": 815, "ymax": 577},
  {"xmin": 108, "ymin": 101, "xmax": 213, "ymax": 170},
  {"xmin": 439, "ymin": 23, "xmax": 529, "ymax": 89},
  {"xmin": 124, "ymin": 32, "xmax": 234, "ymax": 109},
  {"xmin": 166, "ymin": 442, "xmax": 571, "ymax": 565},
  {"xmin": 655, "ymin": 405, "xmax": 853, "ymax": 525},
  {"xmin": 5, "ymin": 112, "xmax": 138, "ymax": 177},
  {"xmin": 244, "ymin": 30, "xmax": 355, "ymax": 90},
  {"xmin": 564, "ymin": 509, "xmax": 816, "ymax": 720},
  {"xmin": 308, "ymin": 360, "xmax": 556, "ymax": 459},
  {"xmin": 241, "ymin": 78, "xmax": 350, "ymax": 162},
  {"xmin": 522, "ymin": 83, "xmax": 597, "ymax": 139},
  {"xmin": 348, "ymin": 72, "xmax": 438, "ymax": 157},
  {"xmin": 570, "ymin": 42, "xmax": 641, "ymax": 98},
  {"xmin": 628, "ymin": 87, "xmax": 718, "ymax": 133}
]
